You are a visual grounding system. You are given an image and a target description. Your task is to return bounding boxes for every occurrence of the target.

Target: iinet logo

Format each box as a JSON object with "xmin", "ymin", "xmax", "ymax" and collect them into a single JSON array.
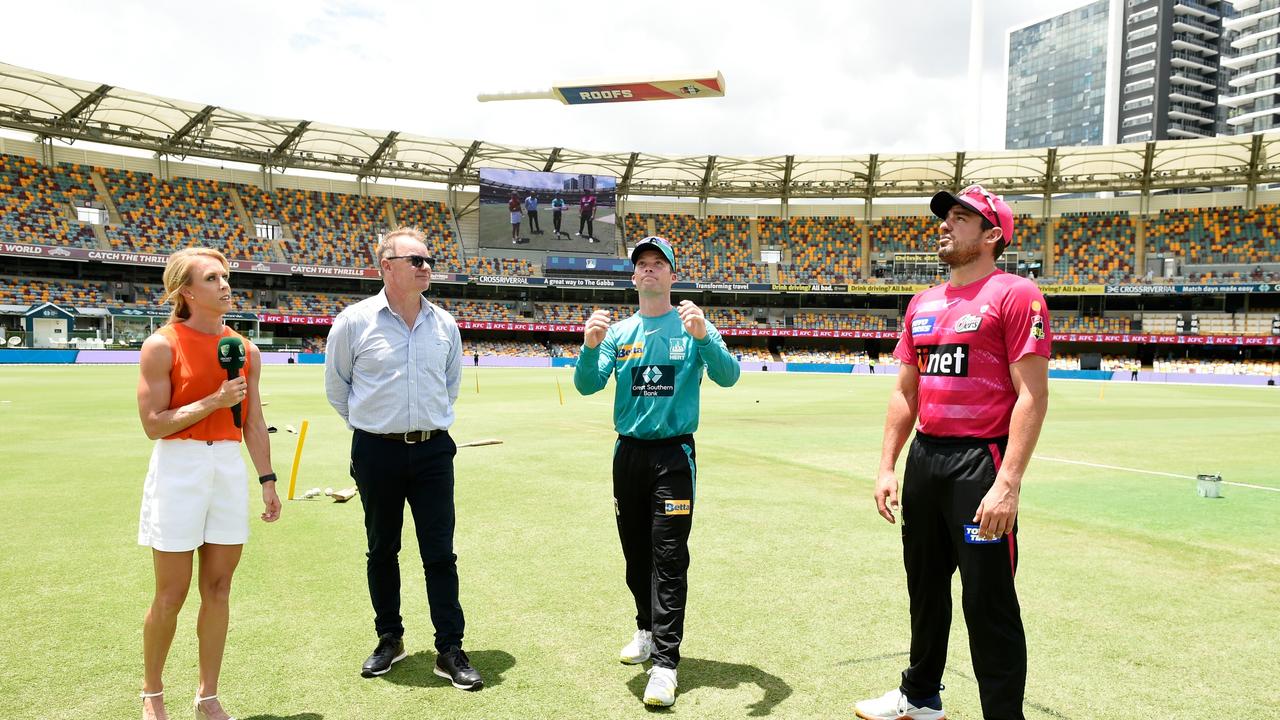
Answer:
[{"xmin": 915, "ymin": 344, "xmax": 969, "ymax": 377}]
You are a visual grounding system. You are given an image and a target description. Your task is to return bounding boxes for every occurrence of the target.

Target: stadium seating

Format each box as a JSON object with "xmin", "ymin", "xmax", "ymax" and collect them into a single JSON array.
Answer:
[
  {"xmin": 237, "ymin": 184, "xmax": 385, "ymax": 267},
  {"xmin": 0, "ymin": 276, "xmax": 108, "ymax": 307},
  {"xmin": 0, "ymin": 154, "xmax": 99, "ymax": 248},
  {"xmin": 1152, "ymin": 358, "xmax": 1280, "ymax": 376},
  {"xmin": 1146, "ymin": 205, "xmax": 1280, "ymax": 265},
  {"xmin": 870, "ymin": 216, "xmax": 936, "ymax": 255},
  {"xmin": 99, "ymin": 168, "xmax": 272, "ymax": 259},
  {"xmin": 729, "ymin": 346, "xmax": 774, "ymax": 361},
  {"xmin": 465, "ymin": 256, "xmax": 539, "ymax": 276},
  {"xmin": 390, "ymin": 199, "xmax": 463, "ymax": 272},
  {"xmin": 433, "ymin": 298, "xmax": 525, "ymax": 322},
  {"xmin": 1016, "ymin": 214, "xmax": 1045, "ymax": 257},
  {"xmin": 1049, "ymin": 355, "xmax": 1082, "ymax": 370},
  {"xmin": 630, "ymin": 213, "xmax": 768, "ymax": 283},
  {"xmin": 538, "ymin": 302, "xmax": 632, "ymax": 325},
  {"xmin": 778, "ymin": 216, "xmax": 862, "ymax": 283},
  {"xmin": 1053, "ymin": 211, "xmax": 1134, "ymax": 283},
  {"xmin": 465, "ymin": 339, "xmax": 548, "ymax": 357},
  {"xmin": 1051, "ymin": 315, "xmax": 1133, "ymax": 334},
  {"xmin": 706, "ymin": 306, "xmax": 755, "ymax": 328},
  {"xmin": 790, "ymin": 311, "xmax": 895, "ymax": 331}
]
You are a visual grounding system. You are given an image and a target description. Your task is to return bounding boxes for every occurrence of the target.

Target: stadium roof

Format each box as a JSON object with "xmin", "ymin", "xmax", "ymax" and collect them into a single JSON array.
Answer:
[{"xmin": 5, "ymin": 61, "xmax": 1280, "ymax": 200}]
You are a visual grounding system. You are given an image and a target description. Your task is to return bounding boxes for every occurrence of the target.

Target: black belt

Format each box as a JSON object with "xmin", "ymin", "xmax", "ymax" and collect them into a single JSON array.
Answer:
[{"xmin": 361, "ymin": 429, "xmax": 446, "ymax": 444}]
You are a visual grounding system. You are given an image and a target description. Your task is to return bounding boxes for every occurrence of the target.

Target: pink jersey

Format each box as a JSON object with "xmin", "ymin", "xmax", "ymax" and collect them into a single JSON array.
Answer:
[{"xmin": 893, "ymin": 271, "xmax": 1051, "ymax": 438}]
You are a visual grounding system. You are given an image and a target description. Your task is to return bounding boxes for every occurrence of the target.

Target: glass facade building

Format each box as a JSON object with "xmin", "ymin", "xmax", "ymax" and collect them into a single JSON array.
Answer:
[{"xmin": 1006, "ymin": 0, "xmax": 1112, "ymax": 149}]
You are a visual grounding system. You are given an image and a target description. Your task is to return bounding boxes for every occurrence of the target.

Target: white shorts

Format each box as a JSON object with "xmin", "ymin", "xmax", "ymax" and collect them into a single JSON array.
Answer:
[
  {"xmin": 138, "ymin": 439, "xmax": 250, "ymax": 552},
  {"xmin": 510, "ymin": 211, "xmax": 521, "ymax": 224}
]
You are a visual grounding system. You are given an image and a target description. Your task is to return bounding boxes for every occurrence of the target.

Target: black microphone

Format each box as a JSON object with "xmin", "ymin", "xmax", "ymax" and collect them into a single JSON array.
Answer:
[{"xmin": 217, "ymin": 336, "xmax": 246, "ymax": 428}]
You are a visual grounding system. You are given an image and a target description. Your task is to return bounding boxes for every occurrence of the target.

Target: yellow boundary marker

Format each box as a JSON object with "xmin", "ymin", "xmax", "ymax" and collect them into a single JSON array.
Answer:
[{"xmin": 287, "ymin": 419, "xmax": 309, "ymax": 500}]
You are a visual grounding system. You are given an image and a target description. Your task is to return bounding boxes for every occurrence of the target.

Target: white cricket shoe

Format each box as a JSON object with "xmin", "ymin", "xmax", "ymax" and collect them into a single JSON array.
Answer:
[
  {"xmin": 854, "ymin": 689, "xmax": 945, "ymax": 720},
  {"xmin": 619, "ymin": 629, "xmax": 653, "ymax": 664},
  {"xmin": 643, "ymin": 666, "xmax": 677, "ymax": 707}
]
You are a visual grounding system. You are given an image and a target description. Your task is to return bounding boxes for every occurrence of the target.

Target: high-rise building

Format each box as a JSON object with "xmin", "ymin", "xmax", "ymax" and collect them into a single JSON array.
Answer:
[
  {"xmin": 1220, "ymin": 0, "xmax": 1280, "ymax": 134},
  {"xmin": 1006, "ymin": 0, "xmax": 1113, "ymax": 149},
  {"xmin": 1116, "ymin": 0, "xmax": 1223, "ymax": 143}
]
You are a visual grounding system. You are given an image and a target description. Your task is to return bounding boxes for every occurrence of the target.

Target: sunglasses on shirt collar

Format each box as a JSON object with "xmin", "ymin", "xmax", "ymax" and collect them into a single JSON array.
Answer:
[{"xmin": 386, "ymin": 254, "xmax": 436, "ymax": 269}]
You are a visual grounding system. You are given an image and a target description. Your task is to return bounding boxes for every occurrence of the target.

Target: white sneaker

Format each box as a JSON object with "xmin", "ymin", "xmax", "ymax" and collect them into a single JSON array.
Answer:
[
  {"xmin": 619, "ymin": 629, "xmax": 653, "ymax": 664},
  {"xmin": 854, "ymin": 689, "xmax": 945, "ymax": 720},
  {"xmin": 643, "ymin": 666, "xmax": 677, "ymax": 707}
]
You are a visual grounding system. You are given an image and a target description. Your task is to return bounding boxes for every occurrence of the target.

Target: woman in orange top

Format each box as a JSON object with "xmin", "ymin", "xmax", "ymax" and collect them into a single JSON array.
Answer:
[{"xmin": 136, "ymin": 248, "xmax": 280, "ymax": 720}]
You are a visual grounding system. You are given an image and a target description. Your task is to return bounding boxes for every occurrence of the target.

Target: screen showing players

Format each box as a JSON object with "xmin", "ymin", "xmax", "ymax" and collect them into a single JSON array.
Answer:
[{"xmin": 478, "ymin": 168, "xmax": 618, "ymax": 251}]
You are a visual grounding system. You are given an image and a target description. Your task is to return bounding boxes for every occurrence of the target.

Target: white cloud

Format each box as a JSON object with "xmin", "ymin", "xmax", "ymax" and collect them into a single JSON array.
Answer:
[{"xmin": 2, "ymin": 0, "xmax": 1094, "ymax": 156}]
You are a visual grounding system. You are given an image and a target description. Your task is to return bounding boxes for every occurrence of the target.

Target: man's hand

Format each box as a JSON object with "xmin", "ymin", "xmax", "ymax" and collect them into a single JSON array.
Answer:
[
  {"xmin": 584, "ymin": 309, "xmax": 612, "ymax": 349},
  {"xmin": 677, "ymin": 300, "xmax": 707, "ymax": 340},
  {"xmin": 874, "ymin": 470, "xmax": 900, "ymax": 524},
  {"xmin": 972, "ymin": 472, "xmax": 1020, "ymax": 540}
]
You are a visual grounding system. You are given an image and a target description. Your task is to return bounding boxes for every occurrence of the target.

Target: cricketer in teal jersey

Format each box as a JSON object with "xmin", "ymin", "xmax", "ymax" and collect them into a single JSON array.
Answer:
[{"xmin": 573, "ymin": 236, "xmax": 740, "ymax": 708}]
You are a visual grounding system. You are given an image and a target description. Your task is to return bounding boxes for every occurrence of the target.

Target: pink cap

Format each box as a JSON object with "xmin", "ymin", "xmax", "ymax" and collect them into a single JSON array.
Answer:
[{"xmin": 930, "ymin": 185, "xmax": 1013, "ymax": 247}]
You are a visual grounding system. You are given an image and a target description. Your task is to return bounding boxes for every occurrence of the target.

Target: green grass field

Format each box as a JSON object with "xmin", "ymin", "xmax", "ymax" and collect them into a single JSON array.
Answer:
[{"xmin": 0, "ymin": 366, "xmax": 1277, "ymax": 719}]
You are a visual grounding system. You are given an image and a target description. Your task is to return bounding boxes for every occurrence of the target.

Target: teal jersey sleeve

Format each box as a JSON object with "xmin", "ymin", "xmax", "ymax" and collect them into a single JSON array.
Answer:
[
  {"xmin": 572, "ymin": 324, "xmax": 618, "ymax": 395},
  {"xmin": 576, "ymin": 309, "xmax": 739, "ymax": 439}
]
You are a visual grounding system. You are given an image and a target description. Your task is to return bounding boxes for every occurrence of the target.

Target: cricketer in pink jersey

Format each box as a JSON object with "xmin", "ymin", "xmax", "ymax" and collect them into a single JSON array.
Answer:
[{"xmin": 856, "ymin": 185, "xmax": 1051, "ymax": 720}]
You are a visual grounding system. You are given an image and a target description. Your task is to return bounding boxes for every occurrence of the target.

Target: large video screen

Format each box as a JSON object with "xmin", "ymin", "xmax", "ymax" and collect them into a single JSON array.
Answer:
[{"xmin": 478, "ymin": 168, "xmax": 618, "ymax": 251}]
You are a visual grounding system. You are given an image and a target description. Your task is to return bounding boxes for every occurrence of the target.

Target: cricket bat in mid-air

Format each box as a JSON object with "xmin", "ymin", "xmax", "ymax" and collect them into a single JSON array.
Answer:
[{"xmin": 477, "ymin": 72, "xmax": 724, "ymax": 105}]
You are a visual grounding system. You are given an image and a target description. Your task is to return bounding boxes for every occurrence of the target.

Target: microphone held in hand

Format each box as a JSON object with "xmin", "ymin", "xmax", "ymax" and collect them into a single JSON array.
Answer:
[{"xmin": 217, "ymin": 336, "xmax": 246, "ymax": 428}]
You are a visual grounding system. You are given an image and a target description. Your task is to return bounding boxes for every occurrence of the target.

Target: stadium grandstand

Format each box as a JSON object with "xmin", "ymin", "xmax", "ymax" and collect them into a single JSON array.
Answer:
[{"xmin": 0, "ymin": 62, "xmax": 1277, "ymax": 378}]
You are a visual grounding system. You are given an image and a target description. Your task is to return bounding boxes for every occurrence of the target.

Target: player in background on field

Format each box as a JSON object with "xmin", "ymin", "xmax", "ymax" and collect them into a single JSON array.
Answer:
[
  {"xmin": 508, "ymin": 191, "xmax": 523, "ymax": 244},
  {"xmin": 574, "ymin": 235, "xmax": 740, "ymax": 707},
  {"xmin": 856, "ymin": 186, "xmax": 1051, "ymax": 720},
  {"xmin": 551, "ymin": 193, "xmax": 567, "ymax": 238},
  {"xmin": 577, "ymin": 188, "xmax": 597, "ymax": 241}
]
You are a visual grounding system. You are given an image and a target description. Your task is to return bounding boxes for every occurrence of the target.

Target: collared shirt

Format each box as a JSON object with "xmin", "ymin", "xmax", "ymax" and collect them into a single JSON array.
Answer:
[
  {"xmin": 524, "ymin": 196, "xmax": 538, "ymax": 211},
  {"xmin": 325, "ymin": 288, "xmax": 462, "ymax": 433}
]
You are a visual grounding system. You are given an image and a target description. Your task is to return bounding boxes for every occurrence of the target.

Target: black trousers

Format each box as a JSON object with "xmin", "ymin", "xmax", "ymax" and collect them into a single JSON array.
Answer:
[
  {"xmin": 900, "ymin": 432, "xmax": 1025, "ymax": 720},
  {"xmin": 528, "ymin": 210, "xmax": 540, "ymax": 232},
  {"xmin": 579, "ymin": 212, "xmax": 594, "ymax": 237},
  {"xmin": 351, "ymin": 429, "xmax": 464, "ymax": 651},
  {"xmin": 553, "ymin": 210, "xmax": 563, "ymax": 233},
  {"xmin": 613, "ymin": 434, "xmax": 696, "ymax": 669}
]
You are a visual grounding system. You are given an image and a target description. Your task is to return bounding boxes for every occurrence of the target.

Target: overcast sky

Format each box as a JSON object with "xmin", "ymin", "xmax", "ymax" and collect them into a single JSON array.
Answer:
[{"xmin": 4, "ymin": 0, "xmax": 1090, "ymax": 158}]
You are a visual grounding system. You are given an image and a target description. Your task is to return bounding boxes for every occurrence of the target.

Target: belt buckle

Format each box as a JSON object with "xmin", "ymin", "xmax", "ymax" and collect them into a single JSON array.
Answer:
[{"xmin": 402, "ymin": 431, "xmax": 418, "ymax": 444}]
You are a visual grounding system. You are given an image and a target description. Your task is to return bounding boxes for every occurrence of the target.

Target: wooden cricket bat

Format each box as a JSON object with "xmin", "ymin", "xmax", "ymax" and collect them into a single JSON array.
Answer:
[
  {"xmin": 331, "ymin": 487, "xmax": 358, "ymax": 503},
  {"xmin": 477, "ymin": 72, "xmax": 724, "ymax": 105}
]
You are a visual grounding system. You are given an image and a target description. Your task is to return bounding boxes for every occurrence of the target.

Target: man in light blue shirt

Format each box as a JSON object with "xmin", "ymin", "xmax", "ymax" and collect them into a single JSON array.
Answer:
[
  {"xmin": 324, "ymin": 226, "xmax": 483, "ymax": 691},
  {"xmin": 524, "ymin": 192, "xmax": 542, "ymax": 235}
]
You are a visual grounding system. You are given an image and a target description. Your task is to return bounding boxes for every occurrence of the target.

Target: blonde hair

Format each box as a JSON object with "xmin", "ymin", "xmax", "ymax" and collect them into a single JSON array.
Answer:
[
  {"xmin": 162, "ymin": 247, "xmax": 230, "ymax": 324},
  {"xmin": 376, "ymin": 226, "xmax": 428, "ymax": 262}
]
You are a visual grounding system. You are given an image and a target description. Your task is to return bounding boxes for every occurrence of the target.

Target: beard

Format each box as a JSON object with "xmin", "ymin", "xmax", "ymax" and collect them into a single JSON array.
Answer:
[{"xmin": 939, "ymin": 239, "xmax": 982, "ymax": 268}]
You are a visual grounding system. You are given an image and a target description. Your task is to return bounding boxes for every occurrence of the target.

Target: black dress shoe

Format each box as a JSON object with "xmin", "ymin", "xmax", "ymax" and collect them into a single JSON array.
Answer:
[
  {"xmin": 433, "ymin": 646, "xmax": 483, "ymax": 690},
  {"xmin": 361, "ymin": 633, "xmax": 406, "ymax": 677}
]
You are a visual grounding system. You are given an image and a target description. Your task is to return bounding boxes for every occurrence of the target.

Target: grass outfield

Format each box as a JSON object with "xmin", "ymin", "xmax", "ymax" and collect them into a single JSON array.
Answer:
[{"xmin": 0, "ymin": 366, "xmax": 1277, "ymax": 720}]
